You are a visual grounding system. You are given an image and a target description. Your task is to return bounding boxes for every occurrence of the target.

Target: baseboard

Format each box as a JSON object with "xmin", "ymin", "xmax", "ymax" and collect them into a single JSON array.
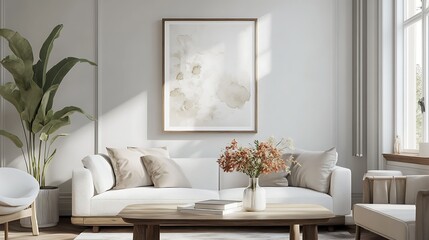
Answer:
[{"xmin": 59, "ymin": 192, "xmax": 72, "ymax": 216}]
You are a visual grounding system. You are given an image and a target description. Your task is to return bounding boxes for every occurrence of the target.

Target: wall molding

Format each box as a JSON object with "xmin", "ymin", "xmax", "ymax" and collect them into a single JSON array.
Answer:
[
  {"xmin": 334, "ymin": 0, "xmax": 339, "ymax": 148},
  {"xmin": 95, "ymin": 0, "xmax": 102, "ymax": 154},
  {"xmin": 0, "ymin": 0, "xmax": 5, "ymax": 168}
]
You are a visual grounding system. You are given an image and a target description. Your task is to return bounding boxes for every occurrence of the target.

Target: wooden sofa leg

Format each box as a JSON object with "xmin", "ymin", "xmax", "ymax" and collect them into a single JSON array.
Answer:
[
  {"xmin": 4, "ymin": 222, "xmax": 8, "ymax": 240},
  {"xmin": 355, "ymin": 225, "xmax": 361, "ymax": 240},
  {"xmin": 93, "ymin": 226, "xmax": 100, "ymax": 233}
]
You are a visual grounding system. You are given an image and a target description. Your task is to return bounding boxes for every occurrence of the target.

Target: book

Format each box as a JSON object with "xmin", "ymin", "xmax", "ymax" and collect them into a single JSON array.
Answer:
[
  {"xmin": 194, "ymin": 199, "xmax": 243, "ymax": 210},
  {"xmin": 177, "ymin": 204, "xmax": 242, "ymax": 215}
]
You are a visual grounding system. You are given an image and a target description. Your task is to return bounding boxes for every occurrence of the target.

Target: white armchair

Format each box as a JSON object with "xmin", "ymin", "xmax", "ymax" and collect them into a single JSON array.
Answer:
[
  {"xmin": 0, "ymin": 168, "xmax": 39, "ymax": 240},
  {"xmin": 354, "ymin": 175, "xmax": 429, "ymax": 240}
]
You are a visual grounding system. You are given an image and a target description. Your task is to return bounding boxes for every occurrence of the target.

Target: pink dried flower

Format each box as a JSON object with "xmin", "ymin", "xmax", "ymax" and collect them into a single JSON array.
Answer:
[{"xmin": 217, "ymin": 138, "xmax": 297, "ymax": 178}]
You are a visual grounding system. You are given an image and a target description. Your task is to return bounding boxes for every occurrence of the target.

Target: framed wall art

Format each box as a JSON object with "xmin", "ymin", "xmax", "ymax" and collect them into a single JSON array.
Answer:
[{"xmin": 163, "ymin": 18, "xmax": 258, "ymax": 132}]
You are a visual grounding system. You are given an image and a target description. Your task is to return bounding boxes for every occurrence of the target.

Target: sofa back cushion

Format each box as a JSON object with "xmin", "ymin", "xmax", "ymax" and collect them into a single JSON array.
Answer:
[
  {"xmin": 82, "ymin": 154, "xmax": 115, "ymax": 194},
  {"xmin": 172, "ymin": 158, "xmax": 219, "ymax": 190},
  {"xmin": 142, "ymin": 155, "xmax": 191, "ymax": 188},
  {"xmin": 128, "ymin": 146, "xmax": 170, "ymax": 158},
  {"xmin": 219, "ymin": 171, "xmax": 249, "ymax": 189},
  {"xmin": 289, "ymin": 147, "xmax": 338, "ymax": 193},
  {"xmin": 107, "ymin": 148, "xmax": 153, "ymax": 189}
]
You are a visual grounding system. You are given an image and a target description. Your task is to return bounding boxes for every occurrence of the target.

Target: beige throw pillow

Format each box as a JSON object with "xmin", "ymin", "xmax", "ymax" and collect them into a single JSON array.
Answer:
[
  {"xmin": 289, "ymin": 147, "xmax": 337, "ymax": 193},
  {"xmin": 258, "ymin": 153, "xmax": 298, "ymax": 187},
  {"xmin": 106, "ymin": 148, "xmax": 153, "ymax": 189},
  {"xmin": 142, "ymin": 155, "xmax": 191, "ymax": 188},
  {"xmin": 127, "ymin": 147, "xmax": 170, "ymax": 158}
]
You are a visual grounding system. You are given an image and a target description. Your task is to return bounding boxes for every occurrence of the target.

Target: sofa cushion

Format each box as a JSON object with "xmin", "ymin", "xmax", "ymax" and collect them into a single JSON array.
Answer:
[
  {"xmin": 90, "ymin": 187, "xmax": 219, "ymax": 216},
  {"xmin": 258, "ymin": 153, "xmax": 296, "ymax": 187},
  {"xmin": 171, "ymin": 158, "xmax": 219, "ymax": 190},
  {"xmin": 127, "ymin": 146, "xmax": 170, "ymax": 158},
  {"xmin": 82, "ymin": 154, "xmax": 115, "ymax": 194},
  {"xmin": 106, "ymin": 148, "xmax": 153, "ymax": 189},
  {"xmin": 142, "ymin": 155, "xmax": 191, "ymax": 188},
  {"xmin": 259, "ymin": 173, "xmax": 289, "ymax": 187},
  {"xmin": 354, "ymin": 204, "xmax": 415, "ymax": 240},
  {"xmin": 219, "ymin": 187, "xmax": 334, "ymax": 213},
  {"xmin": 289, "ymin": 147, "xmax": 337, "ymax": 193}
]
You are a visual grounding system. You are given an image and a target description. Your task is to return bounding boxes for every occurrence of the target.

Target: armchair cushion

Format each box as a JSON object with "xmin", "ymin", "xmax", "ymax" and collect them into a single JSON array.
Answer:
[{"xmin": 354, "ymin": 204, "xmax": 416, "ymax": 240}]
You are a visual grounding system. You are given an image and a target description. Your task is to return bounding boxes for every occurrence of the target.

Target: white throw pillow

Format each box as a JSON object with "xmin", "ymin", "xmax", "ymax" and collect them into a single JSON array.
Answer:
[
  {"xmin": 289, "ymin": 147, "xmax": 338, "ymax": 193},
  {"xmin": 82, "ymin": 154, "xmax": 115, "ymax": 194},
  {"xmin": 142, "ymin": 155, "xmax": 191, "ymax": 188},
  {"xmin": 106, "ymin": 148, "xmax": 153, "ymax": 189}
]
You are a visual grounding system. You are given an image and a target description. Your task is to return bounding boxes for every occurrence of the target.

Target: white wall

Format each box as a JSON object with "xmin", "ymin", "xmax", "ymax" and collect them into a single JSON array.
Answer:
[{"xmin": 0, "ymin": 0, "xmax": 365, "ymax": 215}]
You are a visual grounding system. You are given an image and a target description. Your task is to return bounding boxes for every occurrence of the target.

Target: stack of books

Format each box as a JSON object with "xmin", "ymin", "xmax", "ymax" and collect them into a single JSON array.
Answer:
[{"xmin": 177, "ymin": 199, "xmax": 243, "ymax": 215}]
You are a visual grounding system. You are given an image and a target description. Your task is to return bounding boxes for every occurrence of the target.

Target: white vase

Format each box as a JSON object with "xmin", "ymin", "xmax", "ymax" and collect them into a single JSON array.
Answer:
[
  {"xmin": 243, "ymin": 177, "xmax": 266, "ymax": 211},
  {"xmin": 21, "ymin": 187, "xmax": 59, "ymax": 228}
]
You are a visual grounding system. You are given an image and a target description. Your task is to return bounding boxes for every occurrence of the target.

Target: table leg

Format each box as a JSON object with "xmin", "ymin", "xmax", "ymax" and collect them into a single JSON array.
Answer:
[
  {"xmin": 146, "ymin": 225, "xmax": 160, "ymax": 240},
  {"xmin": 133, "ymin": 225, "xmax": 145, "ymax": 240},
  {"xmin": 290, "ymin": 224, "xmax": 300, "ymax": 240},
  {"xmin": 133, "ymin": 225, "xmax": 160, "ymax": 240},
  {"xmin": 302, "ymin": 225, "xmax": 318, "ymax": 240}
]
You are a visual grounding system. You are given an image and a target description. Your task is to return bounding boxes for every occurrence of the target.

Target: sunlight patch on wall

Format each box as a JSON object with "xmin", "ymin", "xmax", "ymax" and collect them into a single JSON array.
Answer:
[{"xmin": 258, "ymin": 14, "xmax": 272, "ymax": 80}]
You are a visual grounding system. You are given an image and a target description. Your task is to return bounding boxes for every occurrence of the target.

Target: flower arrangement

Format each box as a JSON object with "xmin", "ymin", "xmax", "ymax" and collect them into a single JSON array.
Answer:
[{"xmin": 217, "ymin": 137, "xmax": 296, "ymax": 178}]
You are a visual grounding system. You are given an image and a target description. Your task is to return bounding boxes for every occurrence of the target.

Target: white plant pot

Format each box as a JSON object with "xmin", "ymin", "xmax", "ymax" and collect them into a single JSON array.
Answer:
[{"xmin": 20, "ymin": 187, "xmax": 59, "ymax": 228}]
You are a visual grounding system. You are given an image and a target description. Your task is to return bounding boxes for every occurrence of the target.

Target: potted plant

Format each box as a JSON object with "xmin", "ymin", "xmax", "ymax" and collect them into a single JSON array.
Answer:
[{"xmin": 0, "ymin": 24, "xmax": 96, "ymax": 227}]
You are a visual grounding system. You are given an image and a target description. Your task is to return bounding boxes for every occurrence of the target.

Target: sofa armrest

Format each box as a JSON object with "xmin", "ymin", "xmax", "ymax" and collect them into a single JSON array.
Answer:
[
  {"xmin": 416, "ymin": 190, "xmax": 429, "ymax": 240},
  {"xmin": 72, "ymin": 168, "xmax": 94, "ymax": 216},
  {"xmin": 330, "ymin": 166, "xmax": 351, "ymax": 215}
]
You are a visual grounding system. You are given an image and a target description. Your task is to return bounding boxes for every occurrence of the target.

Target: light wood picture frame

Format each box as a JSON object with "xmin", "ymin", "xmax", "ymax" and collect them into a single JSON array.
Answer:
[{"xmin": 163, "ymin": 18, "xmax": 258, "ymax": 132}]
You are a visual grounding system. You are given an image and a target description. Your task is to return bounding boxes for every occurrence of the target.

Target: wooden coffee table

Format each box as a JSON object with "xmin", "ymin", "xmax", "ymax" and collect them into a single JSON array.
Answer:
[{"xmin": 119, "ymin": 203, "xmax": 334, "ymax": 240}]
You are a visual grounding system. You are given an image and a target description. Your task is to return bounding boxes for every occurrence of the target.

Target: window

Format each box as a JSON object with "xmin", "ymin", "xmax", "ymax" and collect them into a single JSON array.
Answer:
[{"xmin": 397, "ymin": 0, "xmax": 429, "ymax": 151}]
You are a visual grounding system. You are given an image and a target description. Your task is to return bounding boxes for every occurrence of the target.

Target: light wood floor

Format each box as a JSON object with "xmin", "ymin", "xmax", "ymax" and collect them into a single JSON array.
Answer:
[{"xmin": 0, "ymin": 217, "xmax": 386, "ymax": 240}]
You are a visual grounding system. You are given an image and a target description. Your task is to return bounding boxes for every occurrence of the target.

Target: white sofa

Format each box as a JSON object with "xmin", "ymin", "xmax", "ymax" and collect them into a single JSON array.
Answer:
[{"xmin": 72, "ymin": 155, "xmax": 351, "ymax": 228}]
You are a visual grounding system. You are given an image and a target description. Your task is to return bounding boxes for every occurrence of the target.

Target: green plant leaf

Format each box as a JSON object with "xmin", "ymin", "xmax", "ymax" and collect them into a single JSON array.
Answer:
[
  {"xmin": 49, "ymin": 133, "xmax": 68, "ymax": 145},
  {"xmin": 53, "ymin": 106, "xmax": 94, "ymax": 121},
  {"xmin": 0, "ymin": 29, "xmax": 33, "ymax": 65},
  {"xmin": 32, "ymin": 84, "xmax": 59, "ymax": 133},
  {"xmin": 45, "ymin": 149, "xmax": 56, "ymax": 166},
  {"xmin": 1, "ymin": 55, "xmax": 28, "ymax": 90},
  {"xmin": 39, "ymin": 24, "xmax": 63, "ymax": 87},
  {"xmin": 0, "ymin": 129, "xmax": 23, "ymax": 148},
  {"xmin": 40, "ymin": 116, "xmax": 71, "ymax": 139},
  {"xmin": 20, "ymin": 80, "xmax": 43, "ymax": 127},
  {"xmin": 33, "ymin": 60, "xmax": 43, "ymax": 88},
  {"xmin": 0, "ymin": 28, "xmax": 34, "ymax": 90},
  {"xmin": 44, "ymin": 57, "xmax": 96, "ymax": 109},
  {"xmin": 45, "ymin": 57, "xmax": 96, "ymax": 90},
  {"xmin": 0, "ymin": 82, "xmax": 24, "ymax": 113}
]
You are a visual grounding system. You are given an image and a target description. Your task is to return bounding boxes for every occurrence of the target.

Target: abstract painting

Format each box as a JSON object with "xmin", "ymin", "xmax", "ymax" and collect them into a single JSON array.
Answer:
[{"xmin": 163, "ymin": 19, "xmax": 257, "ymax": 132}]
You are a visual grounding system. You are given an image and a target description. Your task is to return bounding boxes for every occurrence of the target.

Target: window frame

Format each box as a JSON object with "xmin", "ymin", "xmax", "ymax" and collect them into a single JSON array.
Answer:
[{"xmin": 395, "ymin": 0, "xmax": 429, "ymax": 153}]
